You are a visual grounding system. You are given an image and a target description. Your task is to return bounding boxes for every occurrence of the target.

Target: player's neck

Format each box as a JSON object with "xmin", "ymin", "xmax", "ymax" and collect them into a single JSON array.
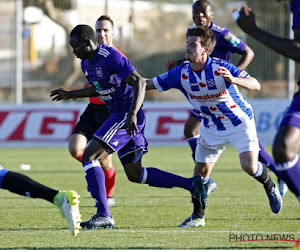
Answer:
[{"xmin": 190, "ymin": 58, "xmax": 207, "ymax": 72}]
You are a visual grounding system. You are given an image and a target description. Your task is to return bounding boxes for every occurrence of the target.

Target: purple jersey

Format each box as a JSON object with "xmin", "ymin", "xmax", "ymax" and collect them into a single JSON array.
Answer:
[
  {"xmin": 187, "ymin": 22, "xmax": 247, "ymax": 61},
  {"xmin": 280, "ymin": 0, "xmax": 300, "ymax": 129},
  {"xmin": 81, "ymin": 45, "xmax": 136, "ymax": 113},
  {"xmin": 291, "ymin": 0, "xmax": 300, "ymax": 29}
]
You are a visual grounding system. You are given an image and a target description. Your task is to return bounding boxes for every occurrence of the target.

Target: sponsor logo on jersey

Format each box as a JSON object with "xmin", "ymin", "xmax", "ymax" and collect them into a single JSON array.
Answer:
[{"xmin": 189, "ymin": 89, "xmax": 227, "ymax": 101}]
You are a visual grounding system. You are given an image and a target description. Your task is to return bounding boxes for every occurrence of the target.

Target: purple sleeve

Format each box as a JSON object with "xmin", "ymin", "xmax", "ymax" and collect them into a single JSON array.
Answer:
[
  {"xmin": 221, "ymin": 28, "xmax": 246, "ymax": 53},
  {"xmin": 290, "ymin": 1, "xmax": 300, "ymax": 29},
  {"xmin": 108, "ymin": 48, "xmax": 136, "ymax": 80}
]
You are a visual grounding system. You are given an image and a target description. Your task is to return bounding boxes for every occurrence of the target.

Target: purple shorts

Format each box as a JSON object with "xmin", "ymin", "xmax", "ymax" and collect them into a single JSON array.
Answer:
[
  {"xmin": 280, "ymin": 90, "xmax": 300, "ymax": 129},
  {"xmin": 189, "ymin": 108, "xmax": 203, "ymax": 122},
  {"xmin": 93, "ymin": 109, "xmax": 148, "ymax": 159}
]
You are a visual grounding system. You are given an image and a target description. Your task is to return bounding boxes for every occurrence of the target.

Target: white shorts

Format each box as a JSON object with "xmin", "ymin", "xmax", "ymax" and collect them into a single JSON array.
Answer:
[{"xmin": 195, "ymin": 118, "xmax": 259, "ymax": 163}]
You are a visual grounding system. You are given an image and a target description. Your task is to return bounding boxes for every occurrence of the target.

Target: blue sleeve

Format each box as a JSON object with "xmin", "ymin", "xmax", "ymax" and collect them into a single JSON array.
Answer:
[
  {"xmin": 218, "ymin": 59, "xmax": 249, "ymax": 78},
  {"xmin": 153, "ymin": 66, "xmax": 183, "ymax": 91}
]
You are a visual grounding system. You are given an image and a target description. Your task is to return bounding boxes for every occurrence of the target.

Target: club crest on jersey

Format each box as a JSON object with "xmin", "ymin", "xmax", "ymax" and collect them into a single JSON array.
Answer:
[
  {"xmin": 207, "ymin": 78, "xmax": 217, "ymax": 89},
  {"xmin": 96, "ymin": 67, "xmax": 103, "ymax": 77}
]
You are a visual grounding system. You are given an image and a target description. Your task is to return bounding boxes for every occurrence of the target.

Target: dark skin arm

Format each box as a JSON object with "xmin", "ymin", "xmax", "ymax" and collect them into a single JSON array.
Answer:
[
  {"xmin": 236, "ymin": 5, "xmax": 300, "ymax": 62},
  {"xmin": 50, "ymin": 86, "xmax": 99, "ymax": 101},
  {"xmin": 236, "ymin": 45, "xmax": 254, "ymax": 70},
  {"xmin": 124, "ymin": 71, "xmax": 147, "ymax": 136}
]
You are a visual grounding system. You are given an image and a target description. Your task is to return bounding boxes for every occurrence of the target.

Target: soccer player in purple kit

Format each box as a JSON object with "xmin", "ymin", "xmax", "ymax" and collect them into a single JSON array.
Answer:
[
  {"xmin": 235, "ymin": 1, "xmax": 300, "ymax": 202},
  {"xmin": 147, "ymin": 26, "xmax": 282, "ymax": 227},
  {"xmin": 51, "ymin": 24, "xmax": 206, "ymax": 229}
]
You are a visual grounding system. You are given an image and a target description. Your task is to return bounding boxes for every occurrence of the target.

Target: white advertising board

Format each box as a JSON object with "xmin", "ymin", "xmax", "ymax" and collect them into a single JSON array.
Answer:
[{"xmin": 0, "ymin": 99, "xmax": 290, "ymax": 147}]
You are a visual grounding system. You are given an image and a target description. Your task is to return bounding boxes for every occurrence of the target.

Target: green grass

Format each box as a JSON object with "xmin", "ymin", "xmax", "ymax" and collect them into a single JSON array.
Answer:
[{"xmin": 0, "ymin": 147, "xmax": 299, "ymax": 249}]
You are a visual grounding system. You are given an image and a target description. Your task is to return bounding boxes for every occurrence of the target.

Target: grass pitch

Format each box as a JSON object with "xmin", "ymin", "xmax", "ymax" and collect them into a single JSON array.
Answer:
[{"xmin": 0, "ymin": 146, "xmax": 299, "ymax": 249}]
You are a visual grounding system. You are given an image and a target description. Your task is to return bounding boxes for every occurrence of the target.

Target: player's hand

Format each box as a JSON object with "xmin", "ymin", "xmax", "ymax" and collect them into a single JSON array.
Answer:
[
  {"xmin": 218, "ymin": 66, "xmax": 235, "ymax": 83},
  {"xmin": 125, "ymin": 113, "xmax": 139, "ymax": 137},
  {"xmin": 234, "ymin": 5, "xmax": 257, "ymax": 35},
  {"xmin": 50, "ymin": 88, "xmax": 71, "ymax": 101}
]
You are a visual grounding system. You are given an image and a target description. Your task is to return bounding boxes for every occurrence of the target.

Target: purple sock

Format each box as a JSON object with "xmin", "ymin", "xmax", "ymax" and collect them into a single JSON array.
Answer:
[
  {"xmin": 83, "ymin": 161, "xmax": 111, "ymax": 217},
  {"xmin": 276, "ymin": 155, "xmax": 300, "ymax": 199},
  {"xmin": 139, "ymin": 167, "xmax": 193, "ymax": 192},
  {"xmin": 259, "ymin": 143, "xmax": 279, "ymax": 176},
  {"xmin": 187, "ymin": 136, "xmax": 199, "ymax": 160}
]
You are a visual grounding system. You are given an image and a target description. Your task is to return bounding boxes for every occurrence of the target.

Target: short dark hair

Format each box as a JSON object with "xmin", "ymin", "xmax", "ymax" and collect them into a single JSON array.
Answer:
[
  {"xmin": 96, "ymin": 15, "xmax": 114, "ymax": 28},
  {"xmin": 187, "ymin": 26, "xmax": 216, "ymax": 54},
  {"xmin": 192, "ymin": 0, "xmax": 212, "ymax": 10},
  {"xmin": 70, "ymin": 24, "xmax": 97, "ymax": 43}
]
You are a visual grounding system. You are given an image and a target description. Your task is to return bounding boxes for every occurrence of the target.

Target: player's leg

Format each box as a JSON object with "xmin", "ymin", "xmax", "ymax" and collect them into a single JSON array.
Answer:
[
  {"xmin": 179, "ymin": 142, "xmax": 222, "ymax": 228},
  {"xmin": 273, "ymin": 125, "xmax": 300, "ymax": 201},
  {"xmin": 259, "ymin": 143, "xmax": 288, "ymax": 197},
  {"xmin": 184, "ymin": 110, "xmax": 217, "ymax": 195},
  {"xmin": 69, "ymin": 133, "xmax": 88, "ymax": 162},
  {"xmin": 70, "ymin": 103, "xmax": 117, "ymax": 204},
  {"xmin": 80, "ymin": 139, "xmax": 114, "ymax": 229},
  {"xmin": 101, "ymin": 154, "xmax": 116, "ymax": 207},
  {"xmin": 0, "ymin": 165, "xmax": 81, "ymax": 236},
  {"xmin": 239, "ymin": 150, "xmax": 282, "ymax": 213},
  {"xmin": 272, "ymin": 91, "xmax": 300, "ymax": 201}
]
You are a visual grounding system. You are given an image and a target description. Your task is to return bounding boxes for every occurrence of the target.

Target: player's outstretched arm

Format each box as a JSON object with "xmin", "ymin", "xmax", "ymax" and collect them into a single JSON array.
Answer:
[
  {"xmin": 50, "ymin": 87, "xmax": 98, "ymax": 101},
  {"xmin": 145, "ymin": 79, "xmax": 157, "ymax": 91},
  {"xmin": 235, "ymin": 5, "xmax": 300, "ymax": 62}
]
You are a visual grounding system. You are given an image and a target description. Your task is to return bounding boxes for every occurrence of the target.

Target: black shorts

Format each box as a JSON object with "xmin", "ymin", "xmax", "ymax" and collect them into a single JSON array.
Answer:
[{"xmin": 72, "ymin": 103, "xmax": 110, "ymax": 141}]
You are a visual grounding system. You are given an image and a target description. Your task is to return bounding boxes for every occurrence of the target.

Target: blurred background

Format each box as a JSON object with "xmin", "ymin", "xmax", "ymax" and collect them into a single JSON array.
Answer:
[{"xmin": 0, "ymin": 0, "xmax": 298, "ymax": 103}]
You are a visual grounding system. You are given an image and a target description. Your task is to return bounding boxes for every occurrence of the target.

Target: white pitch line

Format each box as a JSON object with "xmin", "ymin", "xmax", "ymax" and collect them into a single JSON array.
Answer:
[{"xmin": 84, "ymin": 229, "xmax": 300, "ymax": 234}]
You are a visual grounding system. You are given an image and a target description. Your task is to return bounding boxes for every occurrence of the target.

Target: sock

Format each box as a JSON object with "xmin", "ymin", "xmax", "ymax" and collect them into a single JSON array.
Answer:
[
  {"xmin": 104, "ymin": 166, "xmax": 116, "ymax": 198},
  {"xmin": 1, "ymin": 171, "xmax": 58, "ymax": 203},
  {"xmin": 139, "ymin": 167, "xmax": 193, "ymax": 192},
  {"xmin": 193, "ymin": 176, "xmax": 207, "ymax": 219},
  {"xmin": 258, "ymin": 143, "xmax": 279, "ymax": 176},
  {"xmin": 75, "ymin": 152, "xmax": 83, "ymax": 162},
  {"xmin": 252, "ymin": 162, "xmax": 274, "ymax": 191},
  {"xmin": 187, "ymin": 135, "xmax": 199, "ymax": 161},
  {"xmin": 192, "ymin": 197, "xmax": 205, "ymax": 219},
  {"xmin": 276, "ymin": 155, "xmax": 300, "ymax": 198},
  {"xmin": 83, "ymin": 161, "xmax": 111, "ymax": 217}
]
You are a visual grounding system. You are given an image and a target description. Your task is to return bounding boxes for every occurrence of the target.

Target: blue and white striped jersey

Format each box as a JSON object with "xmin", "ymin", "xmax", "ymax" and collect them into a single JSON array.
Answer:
[{"xmin": 152, "ymin": 57, "xmax": 254, "ymax": 134}]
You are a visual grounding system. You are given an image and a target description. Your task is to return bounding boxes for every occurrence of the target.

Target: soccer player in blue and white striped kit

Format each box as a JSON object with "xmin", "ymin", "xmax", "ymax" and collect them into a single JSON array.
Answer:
[{"xmin": 147, "ymin": 26, "xmax": 282, "ymax": 227}]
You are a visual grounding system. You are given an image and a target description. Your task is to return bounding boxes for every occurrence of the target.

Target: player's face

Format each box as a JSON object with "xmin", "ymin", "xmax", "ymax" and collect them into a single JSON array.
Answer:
[
  {"xmin": 69, "ymin": 35, "xmax": 92, "ymax": 60},
  {"xmin": 192, "ymin": 2, "xmax": 214, "ymax": 27},
  {"xmin": 185, "ymin": 36, "xmax": 207, "ymax": 62},
  {"xmin": 95, "ymin": 20, "xmax": 114, "ymax": 46}
]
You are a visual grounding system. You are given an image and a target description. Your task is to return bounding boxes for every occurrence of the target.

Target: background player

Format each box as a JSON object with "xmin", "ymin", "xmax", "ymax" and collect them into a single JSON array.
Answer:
[
  {"xmin": 147, "ymin": 26, "xmax": 282, "ymax": 227},
  {"xmin": 69, "ymin": 15, "xmax": 117, "ymax": 207},
  {"xmin": 235, "ymin": 1, "xmax": 300, "ymax": 201},
  {"xmin": 0, "ymin": 164, "xmax": 81, "ymax": 236}
]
